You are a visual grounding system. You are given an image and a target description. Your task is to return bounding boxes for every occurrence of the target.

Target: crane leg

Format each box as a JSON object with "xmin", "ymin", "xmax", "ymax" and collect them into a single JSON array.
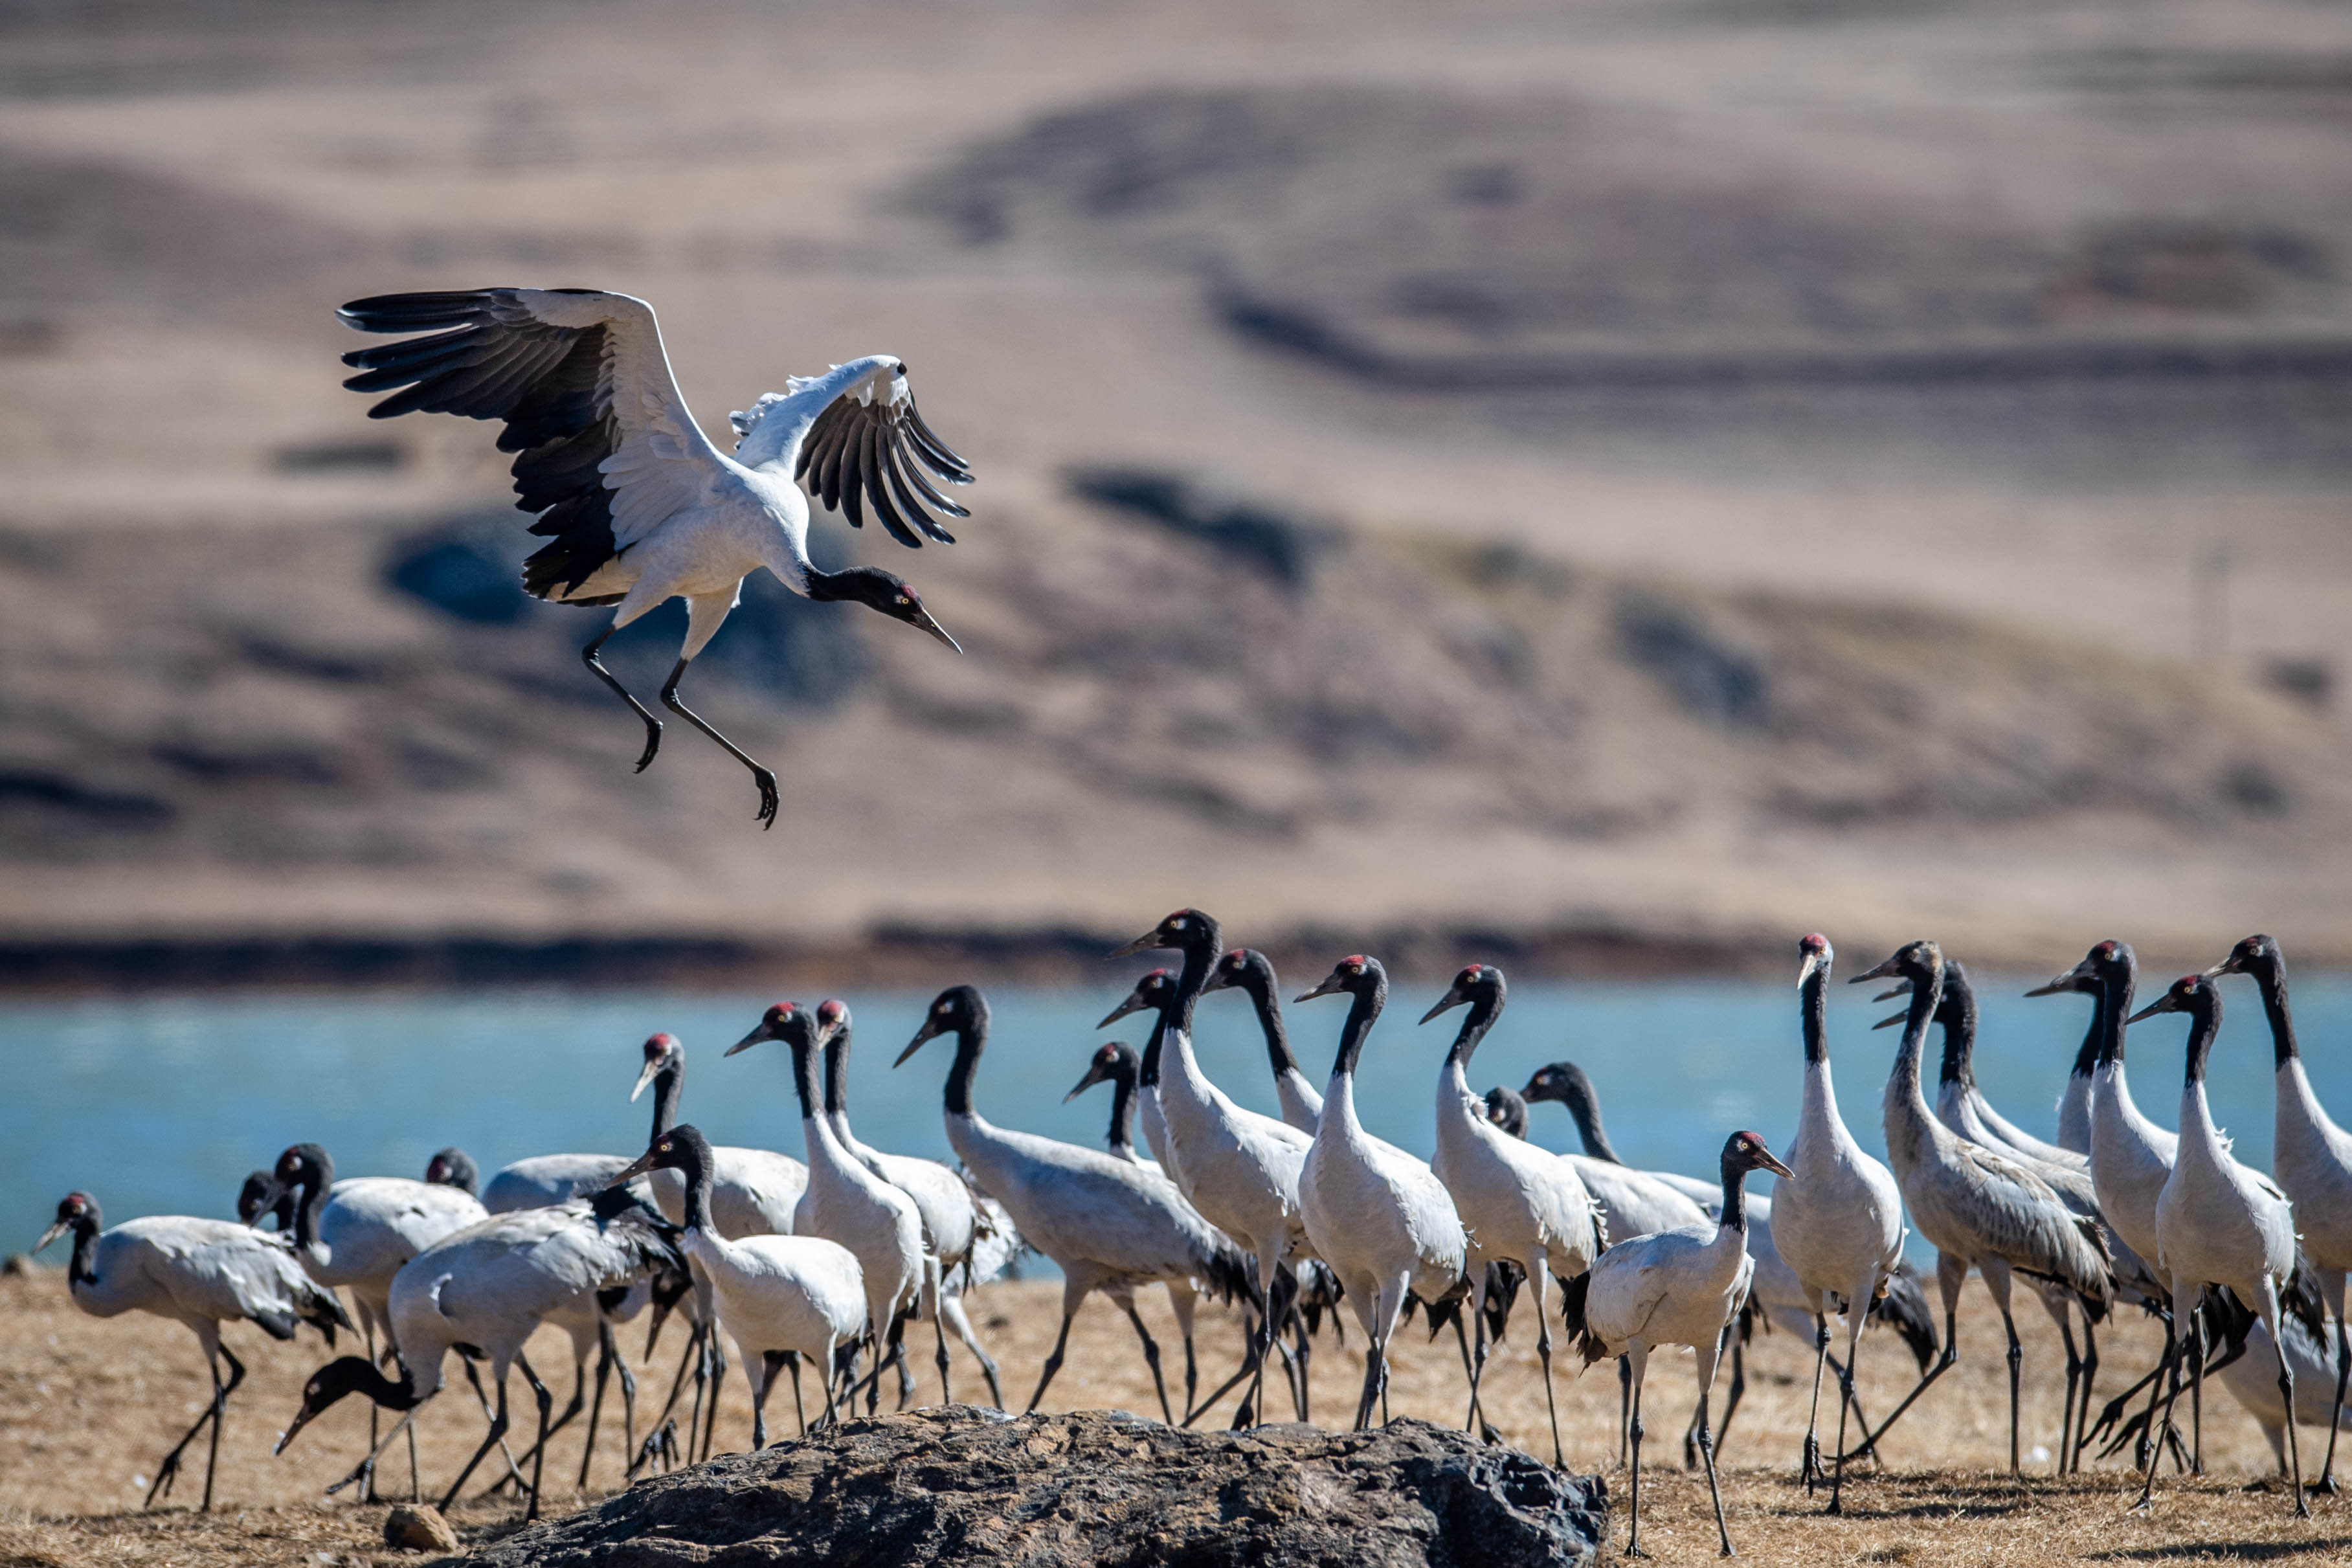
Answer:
[
  {"xmin": 930, "ymin": 1266, "xmax": 955, "ymax": 1407},
  {"xmin": 659, "ymin": 658, "xmax": 779, "ymax": 829},
  {"xmin": 940, "ymin": 1291, "xmax": 1005, "ymax": 1409},
  {"xmin": 1025, "ymin": 1313, "xmax": 1078, "ymax": 1412},
  {"xmin": 2320, "ymin": 1301, "xmax": 2351, "ymax": 1494},
  {"xmin": 1462, "ymin": 1277, "xmax": 1492, "ymax": 1436},
  {"xmin": 149, "ymin": 1339, "xmax": 242, "ymax": 1512},
  {"xmin": 2000, "ymin": 1308, "xmax": 2024, "ymax": 1477},
  {"xmin": 1532, "ymin": 1262, "xmax": 1563, "ymax": 1469},
  {"xmin": 1840, "ymin": 1252, "xmax": 1964, "ymax": 1466},
  {"xmin": 579, "ymin": 1319, "xmax": 616, "ymax": 1490},
  {"xmin": 1617, "ymin": 1356, "xmax": 1632, "ymax": 1468},
  {"xmin": 2136, "ymin": 1285, "xmax": 2195, "ymax": 1510},
  {"xmin": 489, "ymin": 1353, "xmax": 587, "ymax": 1493},
  {"xmin": 2046, "ymin": 1299, "xmax": 2081, "ymax": 1478},
  {"xmin": 443, "ymin": 1369, "xmax": 512, "ymax": 1514},
  {"xmin": 1716, "ymin": 1335, "xmax": 1749, "ymax": 1461},
  {"xmin": 703, "ymin": 1332, "xmax": 730, "ymax": 1459},
  {"xmin": 1694, "ymin": 1336, "xmax": 1734, "ymax": 1558},
  {"xmin": 1119, "ymin": 1299, "xmax": 1176, "ymax": 1425},
  {"xmin": 1802, "ymin": 1314, "xmax": 1832, "ymax": 1494},
  {"xmin": 2072, "ymin": 1319, "xmax": 2101, "ymax": 1474},
  {"xmin": 749, "ymin": 1352, "xmax": 776, "ymax": 1451},
  {"xmin": 2188, "ymin": 1323, "xmax": 2205, "ymax": 1474},
  {"xmin": 516, "ymin": 1354, "xmax": 554, "ymax": 1522},
  {"xmin": 1626, "ymin": 1346, "xmax": 1650, "ymax": 1560},
  {"xmin": 582, "ymin": 627, "xmax": 664, "ymax": 771},
  {"xmin": 359, "ymin": 1319, "xmax": 381, "ymax": 1504},
  {"xmin": 781, "ymin": 1351, "xmax": 805, "ymax": 1437}
]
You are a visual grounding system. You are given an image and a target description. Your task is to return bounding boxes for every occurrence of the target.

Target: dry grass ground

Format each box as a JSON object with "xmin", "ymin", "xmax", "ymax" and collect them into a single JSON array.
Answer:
[{"xmin": 3, "ymin": 1267, "xmax": 2347, "ymax": 1566}]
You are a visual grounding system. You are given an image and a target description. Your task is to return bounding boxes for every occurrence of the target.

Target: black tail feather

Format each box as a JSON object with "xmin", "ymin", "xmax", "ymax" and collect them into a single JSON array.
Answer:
[{"xmin": 1557, "ymin": 1266, "xmax": 1608, "ymax": 1367}]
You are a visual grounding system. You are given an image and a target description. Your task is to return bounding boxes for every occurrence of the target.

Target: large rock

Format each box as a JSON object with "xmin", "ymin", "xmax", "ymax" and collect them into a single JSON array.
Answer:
[{"xmin": 460, "ymin": 1408, "xmax": 1607, "ymax": 1567}]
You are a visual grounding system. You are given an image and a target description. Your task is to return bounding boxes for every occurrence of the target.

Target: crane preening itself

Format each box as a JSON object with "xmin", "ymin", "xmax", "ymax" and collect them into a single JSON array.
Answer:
[{"xmin": 336, "ymin": 288, "xmax": 975, "ymax": 827}]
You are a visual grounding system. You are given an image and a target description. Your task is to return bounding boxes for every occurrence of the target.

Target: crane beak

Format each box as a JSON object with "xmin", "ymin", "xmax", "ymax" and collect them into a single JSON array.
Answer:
[
  {"xmin": 273, "ymin": 1401, "xmax": 324, "ymax": 1457},
  {"xmin": 2124, "ymin": 999, "xmax": 2167, "ymax": 1025},
  {"xmin": 1419, "ymin": 987, "xmax": 1468, "ymax": 1025},
  {"xmin": 242, "ymin": 1180, "xmax": 289, "ymax": 1226},
  {"xmin": 1062, "ymin": 1066, "xmax": 1106, "ymax": 1104},
  {"xmin": 1106, "ymin": 932, "xmax": 1161, "ymax": 959},
  {"xmin": 1294, "ymin": 974, "xmax": 1345, "ymax": 1003},
  {"xmin": 724, "ymin": 1022, "xmax": 778, "ymax": 1057},
  {"xmin": 1097, "ymin": 994, "xmax": 1149, "ymax": 1028},
  {"xmin": 33, "ymin": 1219, "xmax": 69, "ymax": 1254},
  {"xmin": 606, "ymin": 1148, "xmax": 662, "ymax": 1187},
  {"xmin": 1872, "ymin": 1009, "xmax": 1907, "ymax": 1030},
  {"xmin": 2024, "ymin": 958, "xmax": 2096, "ymax": 998},
  {"xmin": 629, "ymin": 1058, "xmax": 663, "ymax": 1103},
  {"xmin": 1198, "ymin": 969, "xmax": 1233, "ymax": 996},
  {"xmin": 894, "ymin": 1019, "xmax": 945, "ymax": 1068},
  {"xmin": 1758, "ymin": 1150, "xmax": 1797, "ymax": 1182},
  {"xmin": 1871, "ymin": 983, "xmax": 1909, "ymax": 1003},
  {"xmin": 1849, "ymin": 956, "xmax": 1905, "ymax": 983},
  {"xmin": 908, "ymin": 606, "xmax": 962, "ymax": 655},
  {"xmin": 2199, "ymin": 961, "xmax": 2233, "ymax": 981}
]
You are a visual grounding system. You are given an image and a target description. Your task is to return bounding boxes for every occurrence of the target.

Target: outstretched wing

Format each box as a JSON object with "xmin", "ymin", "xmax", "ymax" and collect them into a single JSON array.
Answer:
[
  {"xmin": 794, "ymin": 373, "xmax": 973, "ymax": 549},
  {"xmin": 338, "ymin": 289, "xmax": 727, "ymax": 601}
]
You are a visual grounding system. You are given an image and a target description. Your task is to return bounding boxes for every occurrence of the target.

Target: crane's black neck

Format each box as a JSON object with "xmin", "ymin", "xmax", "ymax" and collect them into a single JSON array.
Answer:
[
  {"xmin": 1718, "ymin": 1147, "xmax": 1753, "ymax": 1236},
  {"xmin": 1891, "ymin": 959, "xmax": 1943, "ymax": 1108},
  {"xmin": 1330, "ymin": 977, "xmax": 1387, "ymax": 1079},
  {"xmin": 647, "ymin": 1060, "xmax": 682, "ymax": 1146},
  {"xmin": 2182, "ymin": 990, "xmax": 2223, "ymax": 1090},
  {"xmin": 65, "ymin": 1213, "xmax": 100, "ymax": 1288},
  {"xmin": 825, "ymin": 1027, "xmax": 852, "ymax": 1118},
  {"xmin": 2093, "ymin": 959, "xmax": 2134, "ymax": 1071},
  {"xmin": 1936, "ymin": 965, "xmax": 1980, "ymax": 1089},
  {"xmin": 1171, "ymin": 928, "xmax": 1220, "ymax": 1042},
  {"xmin": 787, "ymin": 1029, "xmax": 828, "ymax": 1126},
  {"xmin": 1445, "ymin": 988, "xmax": 1503, "ymax": 1071},
  {"xmin": 1137, "ymin": 992, "xmax": 1178, "ymax": 1091},
  {"xmin": 316, "ymin": 1354, "xmax": 422, "ymax": 1415},
  {"xmin": 1243, "ymin": 972, "xmax": 1304, "ymax": 1080},
  {"xmin": 670, "ymin": 1134, "xmax": 719, "ymax": 1234},
  {"xmin": 290, "ymin": 1146, "xmax": 335, "ymax": 1253},
  {"xmin": 937, "ymin": 1020, "xmax": 983, "ymax": 1118},
  {"xmin": 1560, "ymin": 1072, "xmax": 1623, "ymax": 1165},
  {"xmin": 2248, "ymin": 953, "xmax": 2299, "ymax": 1067},
  {"xmin": 1800, "ymin": 961, "xmax": 1830, "ymax": 1068},
  {"xmin": 1102, "ymin": 1056, "xmax": 1139, "ymax": 1155}
]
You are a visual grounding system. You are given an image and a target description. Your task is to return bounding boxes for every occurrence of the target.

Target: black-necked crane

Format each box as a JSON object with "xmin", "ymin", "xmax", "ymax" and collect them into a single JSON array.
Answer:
[
  {"xmin": 1575, "ymin": 1130, "xmax": 1795, "ymax": 1560},
  {"xmin": 1099, "ymin": 967, "xmax": 1182, "ymax": 1180},
  {"xmin": 1892, "ymin": 956, "xmax": 2142, "ymax": 1474},
  {"xmin": 897, "ymin": 985, "xmax": 1251, "ymax": 1424},
  {"xmin": 1845, "ymin": 941, "xmax": 2114, "ymax": 1478},
  {"xmin": 275, "ymin": 1191, "xmax": 680, "ymax": 1521},
  {"xmin": 34, "ymin": 1192, "xmax": 348, "ymax": 1512},
  {"xmin": 1203, "ymin": 946, "xmax": 1323, "ymax": 1132},
  {"xmin": 1293, "ymin": 954, "xmax": 1471, "ymax": 1433},
  {"xmin": 607, "ymin": 1126, "xmax": 865, "ymax": 1446},
  {"xmin": 1522, "ymin": 1062, "xmax": 1714, "ymax": 1246},
  {"xmin": 423, "ymin": 1148, "xmax": 480, "ymax": 1194},
  {"xmin": 1420, "ymin": 961, "xmax": 1601, "ymax": 1464},
  {"xmin": 728, "ymin": 1003, "xmax": 923, "ymax": 1417},
  {"xmin": 2128, "ymin": 973, "xmax": 2318, "ymax": 1514},
  {"xmin": 815, "ymin": 998, "xmax": 1005, "ymax": 1410},
  {"xmin": 1066, "ymin": 1040, "xmax": 1158, "ymax": 1172},
  {"xmin": 336, "ymin": 289, "xmax": 971, "ymax": 827},
  {"xmin": 2207, "ymin": 933, "xmax": 2352, "ymax": 1490},
  {"xmin": 1483, "ymin": 1085, "xmax": 1529, "ymax": 1137},
  {"xmin": 246, "ymin": 1141, "xmax": 487, "ymax": 1501},
  {"xmin": 1768, "ymin": 935, "xmax": 1905, "ymax": 1512},
  {"xmin": 1110, "ymin": 909, "xmax": 1318, "ymax": 1428}
]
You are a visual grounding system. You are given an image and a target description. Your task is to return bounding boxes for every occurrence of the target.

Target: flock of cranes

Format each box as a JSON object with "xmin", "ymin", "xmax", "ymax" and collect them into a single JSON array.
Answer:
[{"xmin": 33, "ymin": 914, "xmax": 2352, "ymax": 1558}]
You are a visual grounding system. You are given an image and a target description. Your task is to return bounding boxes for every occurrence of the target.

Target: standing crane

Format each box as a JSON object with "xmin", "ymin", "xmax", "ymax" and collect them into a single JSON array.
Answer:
[
  {"xmin": 897, "ymin": 985, "xmax": 1251, "ymax": 1423},
  {"xmin": 728, "ymin": 1003, "xmax": 923, "ymax": 1416},
  {"xmin": 1575, "ymin": 1131, "xmax": 1796, "ymax": 1560},
  {"xmin": 1203, "ymin": 947, "xmax": 1323, "ymax": 1132},
  {"xmin": 1768, "ymin": 935, "xmax": 1905, "ymax": 1513},
  {"xmin": 606, "ymin": 1126, "xmax": 866, "ymax": 1445},
  {"xmin": 2128, "ymin": 973, "xmax": 2314, "ymax": 1516},
  {"xmin": 1844, "ymin": 941, "xmax": 2114, "ymax": 1476},
  {"xmin": 1293, "ymin": 954, "xmax": 1471, "ymax": 1432},
  {"xmin": 335, "ymin": 289, "xmax": 971, "ymax": 827},
  {"xmin": 274, "ymin": 1191, "xmax": 680, "ymax": 1522},
  {"xmin": 1420, "ymin": 961, "xmax": 1601, "ymax": 1464},
  {"xmin": 2207, "ymin": 934, "xmax": 2352, "ymax": 1491},
  {"xmin": 35, "ymin": 1192, "xmax": 348, "ymax": 1512},
  {"xmin": 1110, "ymin": 909, "xmax": 1319, "ymax": 1428},
  {"xmin": 816, "ymin": 998, "xmax": 1005, "ymax": 1409}
]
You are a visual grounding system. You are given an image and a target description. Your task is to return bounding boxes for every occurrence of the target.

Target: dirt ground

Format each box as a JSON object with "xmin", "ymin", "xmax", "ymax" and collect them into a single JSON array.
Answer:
[{"xmin": 3, "ymin": 1266, "xmax": 2347, "ymax": 1567}]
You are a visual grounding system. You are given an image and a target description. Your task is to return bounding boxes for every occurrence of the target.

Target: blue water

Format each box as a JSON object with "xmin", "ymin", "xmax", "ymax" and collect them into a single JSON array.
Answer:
[{"xmin": 8, "ymin": 972, "xmax": 2349, "ymax": 1252}]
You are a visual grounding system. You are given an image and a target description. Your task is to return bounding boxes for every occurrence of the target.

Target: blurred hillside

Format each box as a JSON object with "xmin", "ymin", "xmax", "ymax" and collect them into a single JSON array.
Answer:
[{"xmin": 3, "ymin": 0, "xmax": 2349, "ymax": 981}]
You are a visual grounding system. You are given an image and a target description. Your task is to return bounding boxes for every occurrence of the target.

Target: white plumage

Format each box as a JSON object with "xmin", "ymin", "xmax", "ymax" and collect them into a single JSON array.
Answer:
[
  {"xmin": 1421, "ymin": 962, "xmax": 1600, "ymax": 1464},
  {"xmin": 899, "ymin": 985, "xmax": 1251, "ymax": 1425},
  {"xmin": 36, "ymin": 1192, "xmax": 348, "ymax": 1512},
  {"xmin": 628, "ymin": 1032, "xmax": 809, "ymax": 1239},
  {"xmin": 255, "ymin": 1143, "xmax": 487, "ymax": 1358},
  {"xmin": 1294, "ymin": 954, "xmax": 1470, "ymax": 1432},
  {"xmin": 1767, "ymin": 935, "xmax": 1907, "ymax": 1510},
  {"xmin": 335, "ymin": 288, "xmax": 971, "ymax": 827}
]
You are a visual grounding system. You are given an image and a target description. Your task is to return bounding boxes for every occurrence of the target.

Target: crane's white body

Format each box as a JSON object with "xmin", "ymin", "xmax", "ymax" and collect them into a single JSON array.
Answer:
[
  {"xmin": 2156, "ymin": 1077, "xmax": 2299, "ymax": 1332},
  {"xmin": 2274, "ymin": 1057, "xmax": 2352, "ymax": 1321},
  {"xmin": 1301, "ymin": 1070, "xmax": 1466, "ymax": 1353},
  {"xmin": 2087, "ymin": 1055, "xmax": 2179, "ymax": 1270},
  {"xmin": 1275, "ymin": 1069, "xmax": 1324, "ymax": 1134},
  {"xmin": 792, "ymin": 1102, "xmax": 924, "ymax": 1349},
  {"xmin": 1153, "ymin": 1020, "xmax": 1315, "ymax": 1295},
  {"xmin": 1587, "ymin": 1213, "xmax": 1756, "ymax": 1369},
  {"xmin": 1434, "ymin": 1058, "xmax": 1600, "ymax": 1294},
  {"xmin": 67, "ymin": 1216, "xmax": 330, "ymax": 1347},
  {"xmin": 1776, "ymin": 1057, "xmax": 1906, "ymax": 1331},
  {"xmin": 646, "ymin": 1152, "xmax": 808, "ymax": 1239},
  {"xmin": 291, "ymin": 1177, "xmax": 487, "ymax": 1348},
  {"xmin": 1571, "ymin": 1155, "xmax": 1703, "ymax": 1246},
  {"xmin": 680, "ymin": 1224, "xmax": 865, "ymax": 1430},
  {"xmin": 484, "ymin": 1155, "xmax": 634, "ymax": 1213}
]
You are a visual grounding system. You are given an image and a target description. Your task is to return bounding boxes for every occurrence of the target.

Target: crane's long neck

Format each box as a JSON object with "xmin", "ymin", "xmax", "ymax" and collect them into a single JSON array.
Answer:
[
  {"xmin": 1444, "ymin": 991, "xmax": 1501, "ymax": 1075},
  {"xmin": 1247, "ymin": 978, "xmax": 1303, "ymax": 1080},
  {"xmin": 2094, "ymin": 967, "xmax": 2132, "ymax": 1069},
  {"xmin": 674, "ymin": 1143, "xmax": 718, "ymax": 1235},
  {"xmin": 2180, "ymin": 996, "xmax": 2222, "ymax": 1093},
  {"xmin": 824, "ymin": 1030, "xmax": 858, "ymax": 1151},
  {"xmin": 939, "ymin": 1022, "xmax": 983, "ymax": 1119},
  {"xmin": 1564, "ymin": 1081, "xmax": 1623, "ymax": 1165},
  {"xmin": 1885, "ymin": 964, "xmax": 1944, "ymax": 1150},
  {"xmin": 1138, "ymin": 1000, "xmax": 1176, "ymax": 1091},
  {"xmin": 1328, "ymin": 984, "xmax": 1384, "ymax": 1084},
  {"xmin": 1105, "ymin": 1063, "xmax": 1139, "ymax": 1156},
  {"xmin": 1939, "ymin": 974, "xmax": 1982, "ymax": 1090},
  {"xmin": 2251, "ymin": 958, "xmax": 2299, "ymax": 1067},
  {"xmin": 1718, "ymin": 1150, "xmax": 1753, "ymax": 1237},
  {"xmin": 789, "ymin": 1033, "xmax": 854, "ymax": 1169},
  {"xmin": 291, "ymin": 1152, "xmax": 335, "ymax": 1255},
  {"xmin": 648, "ymin": 1062, "xmax": 682, "ymax": 1145},
  {"xmin": 66, "ymin": 1215, "xmax": 99, "ymax": 1288},
  {"xmin": 1172, "ymin": 937, "xmax": 1216, "ymax": 1042},
  {"xmin": 2069, "ymin": 989, "xmax": 2105, "ymax": 1081},
  {"xmin": 1800, "ymin": 962, "xmax": 1830, "ymax": 1068}
]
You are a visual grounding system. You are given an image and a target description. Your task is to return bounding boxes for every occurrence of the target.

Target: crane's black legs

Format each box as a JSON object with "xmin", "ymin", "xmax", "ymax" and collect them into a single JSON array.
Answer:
[
  {"xmin": 443, "ymin": 1371, "xmax": 512, "ymax": 1515},
  {"xmin": 1841, "ymin": 1255, "xmax": 1964, "ymax": 1466},
  {"xmin": 2072, "ymin": 1319, "xmax": 2101, "ymax": 1473},
  {"xmin": 1802, "ymin": 1315, "xmax": 1832, "ymax": 1494},
  {"xmin": 2320, "ymin": 1312, "xmax": 2351, "ymax": 1492},
  {"xmin": 1626, "ymin": 1364, "xmax": 1650, "ymax": 1560},
  {"xmin": 1026, "ymin": 1312, "xmax": 1078, "ymax": 1411},
  {"xmin": 150, "ymin": 1342, "xmax": 243, "ymax": 1511},
  {"xmin": 582, "ymin": 628, "xmax": 664, "ymax": 771},
  {"xmin": 660, "ymin": 658, "xmax": 779, "ymax": 829},
  {"xmin": 784, "ymin": 1350, "xmax": 806, "ymax": 1437},
  {"xmin": 1828, "ymin": 1339, "xmax": 1858, "ymax": 1514},
  {"xmin": 1120, "ymin": 1299, "xmax": 1176, "ymax": 1425}
]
